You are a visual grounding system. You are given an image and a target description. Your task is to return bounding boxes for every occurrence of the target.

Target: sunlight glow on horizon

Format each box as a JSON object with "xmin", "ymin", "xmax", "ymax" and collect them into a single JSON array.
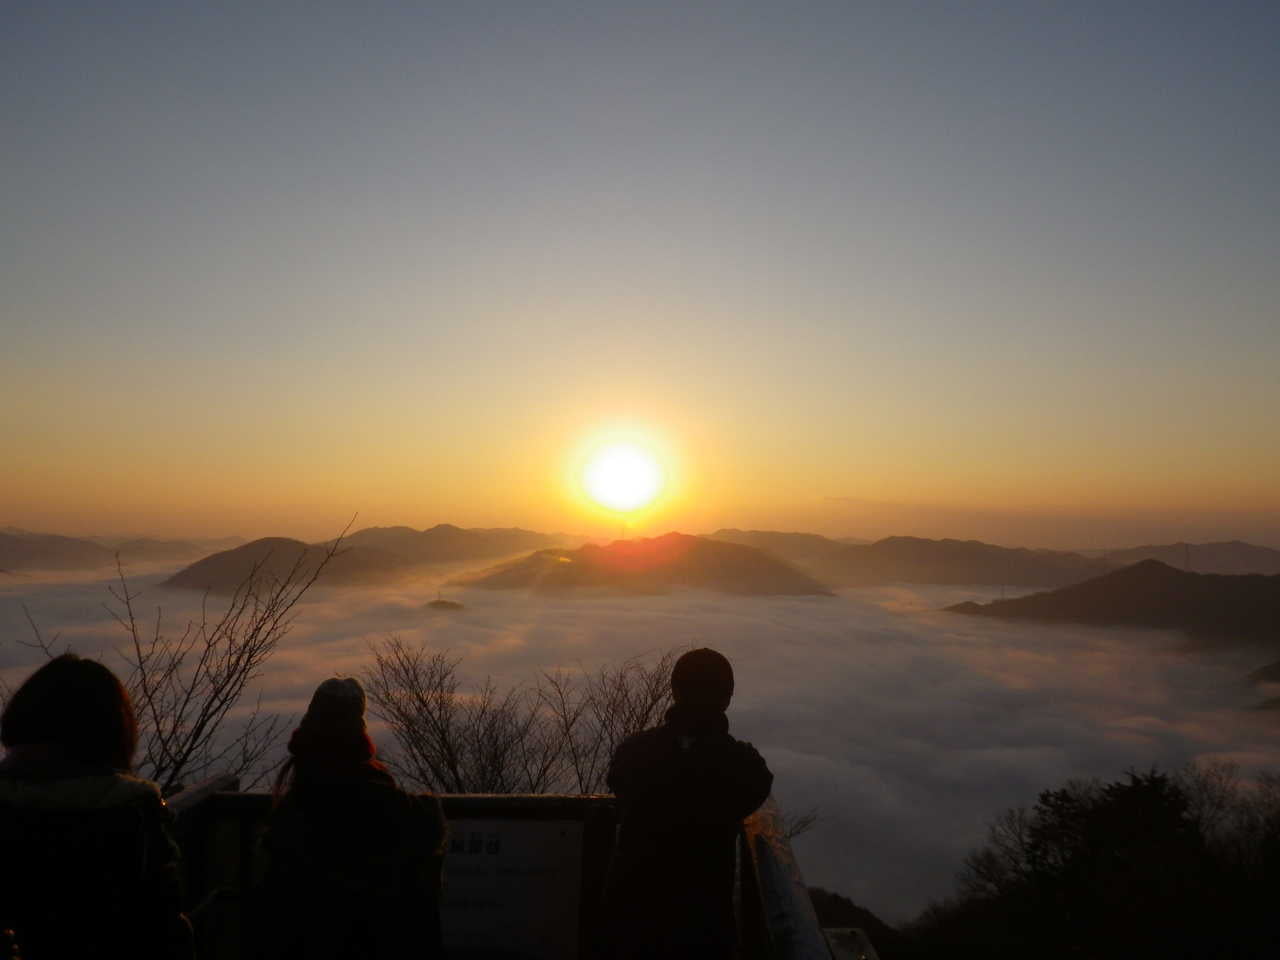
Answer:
[
  {"xmin": 3, "ymin": 5, "xmax": 1278, "ymax": 547},
  {"xmin": 582, "ymin": 443, "xmax": 665, "ymax": 514}
]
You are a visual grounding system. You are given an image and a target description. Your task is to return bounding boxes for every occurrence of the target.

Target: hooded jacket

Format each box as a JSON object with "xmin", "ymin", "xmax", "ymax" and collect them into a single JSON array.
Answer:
[{"xmin": 605, "ymin": 703, "xmax": 773, "ymax": 953}]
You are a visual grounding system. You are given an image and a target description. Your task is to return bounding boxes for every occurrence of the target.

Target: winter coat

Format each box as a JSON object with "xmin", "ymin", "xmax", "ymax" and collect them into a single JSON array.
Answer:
[
  {"xmin": 605, "ymin": 703, "xmax": 773, "ymax": 956},
  {"xmin": 0, "ymin": 746, "xmax": 192, "ymax": 960},
  {"xmin": 259, "ymin": 766, "xmax": 447, "ymax": 960}
]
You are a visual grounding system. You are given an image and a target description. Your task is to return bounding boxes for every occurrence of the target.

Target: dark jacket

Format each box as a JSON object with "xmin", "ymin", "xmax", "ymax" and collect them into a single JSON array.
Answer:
[
  {"xmin": 260, "ymin": 766, "xmax": 447, "ymax": 960},
  {"xmin": 605, "ymin": 704, "xmax": 773, "ymax": 954},
  {"xmin": 0, "ymin": 746, "xmax": 192, "ymax": 960}
]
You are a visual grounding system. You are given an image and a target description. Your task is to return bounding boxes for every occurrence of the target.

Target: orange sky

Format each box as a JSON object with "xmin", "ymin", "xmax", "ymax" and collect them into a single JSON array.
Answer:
[{"xmin": 5, "ymin": 5, "xmax": 1278, "ymax": 549}]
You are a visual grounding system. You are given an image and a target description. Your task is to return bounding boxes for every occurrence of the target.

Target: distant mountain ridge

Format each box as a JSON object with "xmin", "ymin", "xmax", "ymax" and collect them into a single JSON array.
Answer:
[
  {"xmin": 336, "ymin": 524, "xmax": 562, "ymax": 563},
  {"xmin": 164, "ymin": 524, "xmax": 569, "ymax": 593},
  {"xmin": 97, "ymin": 538, "xmax": 208, "ymax": 564},
  {"xmin": 0, "ymin": 531, "xmax": 114, "ymax": 571},
  {"xmin": 0, "ymin": 530, "xmax": 246, "ymax": 571},
  {"xmin": 460, "ymin": 532, "xmax": 833, "ymax": 596},
  {"xmin": 948, "ymin": 559, "xmax": 1280, "ymax": 643},
  {"xmin": 8, "ymin": 520, "xmax": 1279, "ymax": 587},
  {"xmin": 163, "ymin": 537, "xmax": 413, "ymax": 592},
  {"xmin": 1099, "ymin": 541, "xmax": 1280, "ymax": 576},
  {"xmin": 709, "ymin": 530, "xmax": 1111, "ymax": 587}
]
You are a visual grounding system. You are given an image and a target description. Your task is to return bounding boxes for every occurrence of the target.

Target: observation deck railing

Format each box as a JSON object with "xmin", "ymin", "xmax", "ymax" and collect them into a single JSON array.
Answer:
[{"xmin": 168, "ymin": 775, "xmax": 838, "ymax": 959}]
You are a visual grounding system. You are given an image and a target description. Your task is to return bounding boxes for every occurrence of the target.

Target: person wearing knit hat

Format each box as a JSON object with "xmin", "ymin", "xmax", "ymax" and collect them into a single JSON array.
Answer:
[
  {"xmin": 260, "ymin": 676, "xmax": 446, "ymax": 959},
  {"xmin": 284, "ymin": 677, "xmax": 375, "ymax": 784},
  {"xmin": 605, "ymin": 648, "xmax": 773, "ymax": 959}
]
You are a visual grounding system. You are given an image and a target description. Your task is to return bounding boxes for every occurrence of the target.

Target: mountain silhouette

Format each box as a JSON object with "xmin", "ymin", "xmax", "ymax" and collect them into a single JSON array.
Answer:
[
  {"xmin": 0, "ymin": 532, "xmax": 114, "ymax": 571},
  {"xmin": 710, "ymin": 530, "xmax": 1110, "ymax": 587},
  {"xmin": 710, "ymin": 529, "xmax": 854, "ymax": 567},
  {"xmin": 460, "ymin": 532, "xmax": 833, "ymax": 595},
  {"xmin": 164, "ymin": 525, "xmax": 568, "ymax": 592},
  {"xmin": 338, "ymin": 524, "xmax": 561, "ymax": 563},
  {"xmin": 1100, "ymin": 541, "xmax": 1280, "ymax": 575},
  {"xmin": 163, "ymin": 537, "xmax": 415, "ymax": 592},
  {"xmin": 0, "ymin": 530, "xmax": 250, "ymax": 571},
  {"xmin": 108, "ymin": 538, "xmax": 207, "ymax": 564},
  {"xmin": 948, "ymin": 559, "xmax": 1280, "ymax": 642}
]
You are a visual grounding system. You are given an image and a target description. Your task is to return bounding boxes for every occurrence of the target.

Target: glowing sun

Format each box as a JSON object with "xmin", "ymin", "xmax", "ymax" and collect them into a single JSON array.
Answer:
[{"xmin": 583, "ymin": 443, "xmax": 665, "ymax": 512}]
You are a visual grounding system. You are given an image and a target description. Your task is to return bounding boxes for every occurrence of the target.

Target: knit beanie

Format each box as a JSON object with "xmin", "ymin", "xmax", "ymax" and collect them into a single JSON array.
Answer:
[
  {"xmin": 301, "ymin": 677, "xmax": 366, "ymax": 734},
  {"xmin": 288, "ymin": 677, "xmax": 373, "ymax": 768},
  {"xmin": 671, "ymin": 648, "xmax": 734, "ymax": 711}
]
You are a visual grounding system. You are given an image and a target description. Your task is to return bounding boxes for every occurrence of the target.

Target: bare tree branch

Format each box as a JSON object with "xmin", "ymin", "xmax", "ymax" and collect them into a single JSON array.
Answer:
[
  {"xmin": 108, "ymin": 521, "xmax": 352, "ymax": 793},
  {"xmin": 781, "ymin": 806, "xmax": 820, "ymax": 841},
  {"xmin": 366, "ymin": 640, "xmax": 677, "ymax": 795}
]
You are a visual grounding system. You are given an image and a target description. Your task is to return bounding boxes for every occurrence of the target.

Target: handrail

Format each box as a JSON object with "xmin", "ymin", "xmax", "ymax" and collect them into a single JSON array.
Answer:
[
  {"xmin": 165, "ymin": 782, "xmax": 836, "ymax": 959},
  {"xmin": 744, "ymin": 798, "xmax": 833, "ymax": 960},
  {"xmin": 167, "ymin": 773, "xmax": 239, "ymax": 818}
]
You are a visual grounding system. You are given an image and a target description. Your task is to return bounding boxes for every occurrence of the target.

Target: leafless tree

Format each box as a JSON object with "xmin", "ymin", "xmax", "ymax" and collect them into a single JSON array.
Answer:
[
  {"xmin": 364, "ymin": 638, "xmax": 564, "ymax": 793},
  {"xmin": 958, "ymin": 805, "xmax": 1034, "ymax": 899},
  {"xmin": 365, "ymin": 640, "xmax": 677, "ymax": 794},
  {"xmin": 5, "ymin": 605, "xmax": 69, "ymax": 702},
  {"xmin": 7, "ymin": 527, "xmax": 348, "ymax": 795},
  {"xmin": 780, "ymin": 806, "xmax": 820, "ymax": 841},
  {"xmin": 538, "ymin": 651, "xmax": 676, "ymax": 793},
  {"xmin": 1177, "ymin": 761, "xmax": 1280, "ymax": 873},
  {"xmin": 111, "ymin": 534, "xmax": 346, "ymax": 794}
]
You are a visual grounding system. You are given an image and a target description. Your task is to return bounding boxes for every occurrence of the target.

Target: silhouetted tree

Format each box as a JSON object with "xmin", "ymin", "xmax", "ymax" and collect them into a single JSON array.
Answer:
[
  {"xmin": 362, "ymin": 638, "xmax": 560, "ymax": 793},
  {"xmin": 537, "ymin": 651, "xmax": 676, "ymax": 793},
  {"xmin": 363, "ymin": 642, "xmax": 675, "ymax": 793},
  {"xmin": 364, "ymin": 639, "xmax": 675, "ymax": 794},
  {"xmin": 11, "ymin": 530, "xmax": 346, "ymax": 794},
  {"xmin": 912, "ymin": 763, "xmax": 1280, "ymax": 960}
]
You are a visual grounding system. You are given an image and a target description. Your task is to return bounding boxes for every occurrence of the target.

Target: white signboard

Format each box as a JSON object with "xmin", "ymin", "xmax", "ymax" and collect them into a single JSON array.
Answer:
[{"xmin": 441, "ymin": 818, "xmax": 585, "ymax": 960}]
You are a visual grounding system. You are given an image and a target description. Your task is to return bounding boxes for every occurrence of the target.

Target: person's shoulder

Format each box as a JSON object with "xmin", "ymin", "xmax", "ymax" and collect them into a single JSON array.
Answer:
[
  {"xmin": 726, "ymin": 734, "xmax": 770, "ymax": 764},
  {"xmin": 726, "ymin": 733, "xmax": 765, "ymax": 755},
  {"xmin": 616, "ymin": 724, "xmax": 669, "ymax": 753},
  {"xmin": 0, "ymin": 770, "xmax": 166, "ymax": 813}
]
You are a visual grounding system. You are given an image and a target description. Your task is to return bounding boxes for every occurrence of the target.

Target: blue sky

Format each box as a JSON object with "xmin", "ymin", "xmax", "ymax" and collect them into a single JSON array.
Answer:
[{"xmin": 4, "ymin": 2, "xmax": 1278, "ymax": 543}]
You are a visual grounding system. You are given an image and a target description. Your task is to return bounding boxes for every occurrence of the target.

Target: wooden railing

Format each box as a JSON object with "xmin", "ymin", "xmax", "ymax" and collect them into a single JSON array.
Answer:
[{"xmin": 166, "ymin": 777, "xmax": 836, "ymax": 959}]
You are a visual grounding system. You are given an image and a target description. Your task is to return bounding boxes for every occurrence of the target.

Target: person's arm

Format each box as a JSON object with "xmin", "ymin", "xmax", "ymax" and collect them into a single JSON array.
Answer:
[
  {"xmin": 724, "ymin": 739, "xmax": 773, "ymax": 821},
  {"xmin": 607, "ymin": 734, "xmax": 644, "ymax": 799},
  {"xmin": 684, "ymin": 737, "xmax": 774, "ymax": 823}
]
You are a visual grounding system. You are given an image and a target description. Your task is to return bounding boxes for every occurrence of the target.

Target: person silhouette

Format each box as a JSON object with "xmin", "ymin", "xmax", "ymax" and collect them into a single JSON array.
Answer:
[
  {"xmin": 605, "ymin": 648, "xmax": 773, "ymax": 959},
  {"xmin": 259, "ymin": 676, "xmax": 446, "ymax": 960},
  {"xmin": 0, "ymin": 653, "xmax": 193, "ymax": 959}
]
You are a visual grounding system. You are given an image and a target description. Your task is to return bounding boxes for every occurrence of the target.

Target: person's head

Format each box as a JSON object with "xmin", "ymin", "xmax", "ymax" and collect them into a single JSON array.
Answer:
[
  {"xmin": 1, "ymin": 653, "xmax": 138, "ymax": 771},
  {"xmin": 671, "ymin": 648, "xmax": 735, "ymax": 712},
  {"xmin": 277, "ymin": 676, "xmax": 381, "ymax": 795}
]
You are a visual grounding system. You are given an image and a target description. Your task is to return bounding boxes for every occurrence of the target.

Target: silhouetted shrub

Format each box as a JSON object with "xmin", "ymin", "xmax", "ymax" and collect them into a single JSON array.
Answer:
[
  {"xmin": 364, "ymin": 638, "xmax": 676, "ymax": 793},
  {"xmin": 908, "ymin": 763, "xmax": 1280, "ymax": 960}
]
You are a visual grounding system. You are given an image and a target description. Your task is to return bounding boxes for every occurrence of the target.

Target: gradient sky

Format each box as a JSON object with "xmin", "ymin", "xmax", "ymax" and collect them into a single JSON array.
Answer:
[{"xmin": 5, "ymin": 1, "xmax": 1279, "ymax": 546}]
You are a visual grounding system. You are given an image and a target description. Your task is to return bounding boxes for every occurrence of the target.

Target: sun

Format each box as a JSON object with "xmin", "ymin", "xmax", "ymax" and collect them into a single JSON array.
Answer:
[{"xmin": 583, "ymin": 443, "xmax": 665, "ymax": 513}]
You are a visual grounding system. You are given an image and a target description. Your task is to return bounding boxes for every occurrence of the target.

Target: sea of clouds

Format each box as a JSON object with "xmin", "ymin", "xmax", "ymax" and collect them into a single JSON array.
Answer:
[{"xmin": 3, "ymin": 568, "xmax": 1279, "ymax": 922}]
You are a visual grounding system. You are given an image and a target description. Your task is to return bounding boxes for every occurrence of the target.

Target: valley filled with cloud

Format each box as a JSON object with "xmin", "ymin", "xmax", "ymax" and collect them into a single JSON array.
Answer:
[{"xmin": 3, "ymin": 570, "xmax": 1277, "ymax": 921}]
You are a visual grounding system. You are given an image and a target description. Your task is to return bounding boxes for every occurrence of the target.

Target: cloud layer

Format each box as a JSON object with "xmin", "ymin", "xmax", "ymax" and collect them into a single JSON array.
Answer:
[{"xmin": 4, "ymin": 571, "xmax": 1278, "ymax": 921}]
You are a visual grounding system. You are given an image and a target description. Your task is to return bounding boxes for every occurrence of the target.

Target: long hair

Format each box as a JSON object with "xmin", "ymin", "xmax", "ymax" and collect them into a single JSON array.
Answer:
[
  {"xmin": 1, "ymin": 654, "xmax": 138, "ymax": 771},
  {"xmin": 272, "ymin": 719, "xmax": 388, "ymax": 802}
]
